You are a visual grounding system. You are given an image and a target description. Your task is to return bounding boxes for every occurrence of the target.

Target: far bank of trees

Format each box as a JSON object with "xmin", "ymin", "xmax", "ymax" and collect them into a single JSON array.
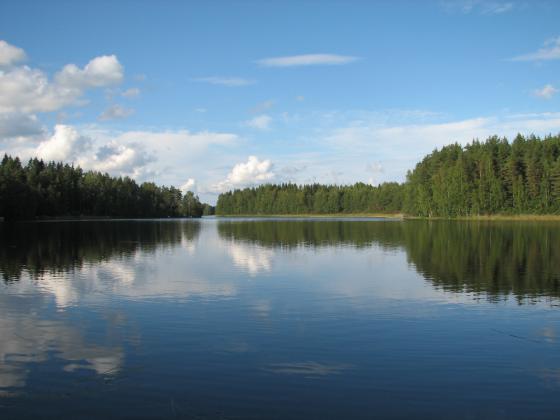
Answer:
[
  {"xmin": 0, "ymin": 155, "xmax": 206, "ymax": 220},
  {"xmin": 217, "ymin": 134, "xmax": 560, "ymax": 217},
  {"xmin": 403, "ymin": 134, "xmax": 560, "ymax": 216},
  {"xmin": 216, "ymin": 182, "xmax": 404, "ymax": 215}
]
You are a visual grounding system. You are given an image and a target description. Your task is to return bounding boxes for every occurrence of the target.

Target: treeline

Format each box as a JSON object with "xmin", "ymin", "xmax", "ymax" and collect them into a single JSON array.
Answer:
[
  {"xmin": 404, "ymin": 134, "xmax": 560, "ymax": 216},
  {"xmin": 216, "ymin": 182, "xmax": 403, "ymax": 215},
  {"xmin": 0, "ymin": 155, "xmax": 211, "ymax": 220},
  {"xmin": 217, "ymin": 134, "xmax": 560, "ymax": 217}
]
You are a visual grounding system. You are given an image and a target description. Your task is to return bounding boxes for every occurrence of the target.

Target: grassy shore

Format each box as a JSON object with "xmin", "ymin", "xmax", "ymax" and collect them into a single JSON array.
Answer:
[
  {"xmin": 216, "ymin": 213, "xmax": 560, "ymax": 221},
  {"xmin": 453, "ymin": 214, "xmax": 560, "ymax": 221},
  {"xmin": 216, "ymin": 213, "xmax": 404, "ymax": 219}
]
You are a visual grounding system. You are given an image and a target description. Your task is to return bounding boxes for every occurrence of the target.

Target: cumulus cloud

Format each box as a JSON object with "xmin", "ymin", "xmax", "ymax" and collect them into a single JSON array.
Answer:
[
  {"xmin": 245, "ymin": 114, "xmax": 272, "ymax": 130},
  {"xmin": 0, "ymin": 44, "xmax": 124, "ymax": 113},
  {"xmin": 54, "ymin": 55, "xmax": 123, "ymax": 88},
  {"xmin": 0, "ymin": 40, "xmax": 26, "ymax": 67},
  {"xmin": 36, "ymin": 124, "xmax": 92, "ymax": 162},
  {"xmin": 21, "ymin": 126, "xmax": 237, "ymax": 185},
  {"xmin": 192, "ymin": 76, "xmax": 255, "ymax": 87},
  {"xmin": 180, "ymin": 178, "xmax": 196, "ymax": 193},
  {"xmin": 98, "ymin": 104, "xmax": 134, "ymax": 121},
  {"xmin": 87, "ymin": 141, "xmax": 155, "ymax": 177},
  {"xmin": 257, "ymin": 54, "xmax": 359, "ymax": 67},
  {"xmin": 213, "ymin": 156, "xmax": 274, "ymax": 192},
  {"xmin": 511, "ymin": 36, "xmax": 560, "ymax": 62},
  {"xmin": 533, "ymin": 84, "xmax": 558, "ymax": 99}
]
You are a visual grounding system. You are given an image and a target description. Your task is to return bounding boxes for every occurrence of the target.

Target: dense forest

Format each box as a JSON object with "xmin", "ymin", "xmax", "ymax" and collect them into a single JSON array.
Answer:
[
  {"xmin": 0, "ymin": 155, "xmax": 212, "ymax": 220},
  {"xmin": 216, "ymin": 182, "xmax": 404, "ymax": 215},
  {"xmin": 405, "ymin": 134, "xmax": 560, "ymax": 216},
  {"xmin": 217, "ymin": 134, "xmax": 560, "ymax": 217}
]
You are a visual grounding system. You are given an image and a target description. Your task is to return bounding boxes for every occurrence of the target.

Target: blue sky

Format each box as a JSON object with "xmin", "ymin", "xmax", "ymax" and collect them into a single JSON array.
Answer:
[{"xmin": 1, "ymin": 0, "xmax": 559, "ymax": 203}]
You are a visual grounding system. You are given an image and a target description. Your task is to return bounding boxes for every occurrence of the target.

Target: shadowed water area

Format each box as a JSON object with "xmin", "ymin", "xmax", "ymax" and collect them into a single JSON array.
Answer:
[{"xmin": 1, "ymin": 218, "xmax": 560, "ymax": 419}]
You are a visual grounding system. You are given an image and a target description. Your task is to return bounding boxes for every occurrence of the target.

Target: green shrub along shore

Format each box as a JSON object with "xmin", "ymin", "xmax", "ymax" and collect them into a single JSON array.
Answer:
[
  {"xmin": 216, "ymin": 134, "xmax": 560, "ymax": 218},
  {"xmin": 3, "ymin": 134, "xmax": 560, "ymax": 221}
]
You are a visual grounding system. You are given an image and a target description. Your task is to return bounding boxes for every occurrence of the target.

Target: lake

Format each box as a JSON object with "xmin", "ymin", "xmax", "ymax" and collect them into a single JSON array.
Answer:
[{"xmin": 1, "ymin": 218, "xmax": 560, "ymax": 419}]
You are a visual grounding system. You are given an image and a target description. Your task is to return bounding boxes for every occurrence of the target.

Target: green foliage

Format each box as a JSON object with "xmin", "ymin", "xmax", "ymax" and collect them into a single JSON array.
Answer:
[
  {"xmin": 0, "ymin": 155, "xmax": 205, "ymax": 220},
  {"xmin": 216, "ymin": 182, "xmax": 404, "ymax": 215},
  {"xmin": 404, "ymin": 134, "xmax": 560, "ymax": 216}
]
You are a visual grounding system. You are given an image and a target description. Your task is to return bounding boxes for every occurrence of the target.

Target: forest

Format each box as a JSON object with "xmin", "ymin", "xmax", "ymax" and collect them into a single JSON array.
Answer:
[
  {"xmin": 0, "ymin": 155, "xmax": 212, "ymax": 220},
  {"xmin": 216, "ymin": 182, "xmax": 404, "ymax": 215},
  {"xmin": 217, "ymin": 134, "xmax": 560, "ymax": 217}
]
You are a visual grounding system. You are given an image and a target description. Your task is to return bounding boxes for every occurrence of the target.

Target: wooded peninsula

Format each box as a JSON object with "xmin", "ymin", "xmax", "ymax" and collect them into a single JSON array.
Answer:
[{"xmin": 2, "ymin": 134, "xmax": 560, "ymax": 220}]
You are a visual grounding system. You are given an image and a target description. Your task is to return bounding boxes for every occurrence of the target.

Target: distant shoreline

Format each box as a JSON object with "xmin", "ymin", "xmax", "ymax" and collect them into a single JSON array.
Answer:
[
  {"xmin": 216, "ymin": 213, "xmax": 404, "ymax": 219},
  {"xmin": 217, "ymin": 213, "xmax": 560, "ymax": 221}
]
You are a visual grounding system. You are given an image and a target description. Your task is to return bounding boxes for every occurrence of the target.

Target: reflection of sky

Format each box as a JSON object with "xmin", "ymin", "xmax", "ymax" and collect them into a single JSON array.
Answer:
[
  {"xmin": 0, "ymin": 298, "xmax": 124, "ymax": 393},
  {"xmin": 1, "ymin": 219, "xmax": 560, "ymax": 417}
]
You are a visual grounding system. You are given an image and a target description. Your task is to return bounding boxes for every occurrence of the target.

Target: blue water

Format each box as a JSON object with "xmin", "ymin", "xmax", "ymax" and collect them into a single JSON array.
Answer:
[{"xmin": 0, "ymin": 218, "xmax": 559, "ymax": 419}]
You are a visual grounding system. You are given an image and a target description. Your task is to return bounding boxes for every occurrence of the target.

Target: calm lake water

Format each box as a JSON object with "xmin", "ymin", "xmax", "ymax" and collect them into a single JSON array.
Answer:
[{"xmin": 1, "ymin": 218, "xmax": 560, "ymax": 419}]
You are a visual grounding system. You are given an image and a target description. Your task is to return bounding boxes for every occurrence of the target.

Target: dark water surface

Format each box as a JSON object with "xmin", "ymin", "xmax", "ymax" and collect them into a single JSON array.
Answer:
[{"xmin": 1, "ymin": 218, "xmax": 560, "ymax": 419}]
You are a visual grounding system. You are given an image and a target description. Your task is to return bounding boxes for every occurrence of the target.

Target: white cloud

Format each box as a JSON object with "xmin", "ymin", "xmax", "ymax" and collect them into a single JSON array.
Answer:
[
  {"xmin": 121, "ymin": 87, "xmax": 140, "ymax": 98},
  {"xmin": 55, "ymin": 55, "xmax": 123, "ymax": 88},
  {"xmin": 511, "ymin": 36, "xmax": 560, "ymax": 62},
  {"xmin": 0, "ymin": 40, "xmax": 26, "ymax": 67},
  {"xmin": 36, "ymin": 124, "xmax": 92, "ymax": 162},
  {"xmin": 533, "ymin": 84, "xmax": 558, "ymax": 99},
  {"xmin": 86, "ymin": 141, "xmax": 155, "ymax": 177},
  {"xmin": 257, "ymin": 54, "xmax": 359, "ymax": 67},
  {"xmin": 0, "ymin": 53, "xmax": 125, "ymax": 113},
  {"xmin": 112, "ymin": 129, "xmax": 238, "ymax": 155},
  {"xmin": 98, "ymin": 104, "xmax": 134, "ymax": 121},
  {"xmin": 245, "ymin": 114, "xmax": 272, "ymax": 130},
  {"xmin": 213, "ymin": 156, "xmax": 274, "ymax": 192},
  {"xmin": 32, "ymin": 126, "xmax": 238, "ymax": 184},
  {"xmin": 192, "ymin": 76, "xmax": 255, "ymax": 87},
  {"xmin": 180, "ymin": 178, "xmax": 196, "ymax": 193}
]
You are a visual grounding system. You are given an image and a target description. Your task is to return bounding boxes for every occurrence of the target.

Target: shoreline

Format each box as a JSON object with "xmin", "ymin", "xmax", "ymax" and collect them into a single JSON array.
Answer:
[
  {"xmin": 215, "ymin": 213, "xmax": 404, "ymax": 219},
  {"xmin": 216, "ymin": 213, "xmax": 560, "ymax": 221}
]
